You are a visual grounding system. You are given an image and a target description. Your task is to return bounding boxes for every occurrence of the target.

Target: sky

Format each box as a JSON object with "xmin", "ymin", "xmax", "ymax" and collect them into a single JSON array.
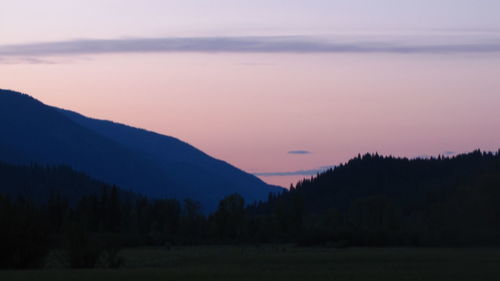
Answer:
[{"xmin": 2, "ymin": 0, "xmax": 500, "ymax": 187}]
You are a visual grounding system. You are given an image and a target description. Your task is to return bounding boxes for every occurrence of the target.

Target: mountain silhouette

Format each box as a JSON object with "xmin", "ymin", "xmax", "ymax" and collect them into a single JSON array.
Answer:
[
  {"xmin": 0, "ymin": 161, "xmax": 136, "ymax": 204},
  {"xmin": 0, "ymin": 89, "xmax": 281, "ymax": 211},
  {"xmin": 249, "ymin": 151, "xmax": 500, "ymax": 246}
]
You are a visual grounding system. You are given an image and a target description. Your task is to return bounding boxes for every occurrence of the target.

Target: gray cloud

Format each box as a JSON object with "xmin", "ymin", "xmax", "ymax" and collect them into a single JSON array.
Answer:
[
  {"xmin": 288, "ymin": 150, "xmax": 311, "ymax": 155},
  {"xmin": 0, "ymin": 56, "xmax": 54, "ymax": 64},
  {"xmin": 416, "ymin": 151, "xmax": 456, "ymax": 159},
  {"xmin": 254, "ymin": 165, "xmax": 335, "ymax": 177},
  {"xmin": 415, "ymin": 154, "xmax": 432, "ymax": 159},
  {"xmin": 1, "ymin": 36, "xmax": 500, "ymax": 62},
  {"xmin": 416, "ymin": 151, "xmax": 460, "ymax": 160}
]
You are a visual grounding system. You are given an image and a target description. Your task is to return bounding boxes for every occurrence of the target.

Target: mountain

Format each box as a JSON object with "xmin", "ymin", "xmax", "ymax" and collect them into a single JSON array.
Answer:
[
  {"xmin": 250, "ymin": 151, "xmax": 500, "ymax": 246},
  {"xmin": 0, "ymin": 89, "xmax": 281, "ymax": 210},
  {"xmin": 0, "ymin": 161, "xmax": 134, "ymax": 204},
  {"xmin": 258, "ymin": 151, "xmax": 500, "ymax": 214}
]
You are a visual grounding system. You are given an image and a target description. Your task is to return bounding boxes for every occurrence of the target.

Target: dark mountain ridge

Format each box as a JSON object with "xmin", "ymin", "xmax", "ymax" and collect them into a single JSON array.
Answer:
[
  {"xmin": 0, "ymin": 161, "xmax": 135, "ymax": 204},
  {"xmin": 0, "ymin": 89, "xmax": 281, "ymax": 210},
  {"xmin": 57, "ymin": 107, "xmax": 274, "ymax": 205},
  {"xmin": 250, "ymin": 150, "xmax": 500, "ymax": 246},
  {"xmin": 286, "ymin": 150, "xmax": 500, "ymax": 213}
]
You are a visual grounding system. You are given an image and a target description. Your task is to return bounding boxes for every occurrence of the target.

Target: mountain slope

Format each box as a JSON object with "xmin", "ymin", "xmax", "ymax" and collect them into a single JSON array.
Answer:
[
  {"xmin": 0, "ymin": 89, "xmax": 281, "ymax": 210},
  {"xmin": 57, "ymin": 107, "xmax": 281, "ymax": 205},
  {"xmin": 249, "ymin": 151, "xmax": 500, "ymax": 246},
  {"xmin": 264, "ymin": 151, "xmax": 500, "ymax": 214},
  {"xmin": 0, "ymin": 161, "xmax": 135, "ymax": 204}
]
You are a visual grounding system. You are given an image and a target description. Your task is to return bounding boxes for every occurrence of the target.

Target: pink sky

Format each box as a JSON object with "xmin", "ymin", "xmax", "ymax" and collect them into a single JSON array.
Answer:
[
  {"xmin": 2, "ymin": 1, "xmax": 500, "ymax": 187},
  {"xmin": 2, "ymin": 52, "xmax": 500, "ymax": 186}
]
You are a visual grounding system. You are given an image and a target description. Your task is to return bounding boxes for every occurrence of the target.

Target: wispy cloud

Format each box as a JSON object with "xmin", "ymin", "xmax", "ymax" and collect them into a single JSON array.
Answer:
[
  {"xmin": 1, "ymin": 35, "xmax": 500, "ymax": 63},
  {"xmin": 416, "ymin": 151, "xmax": 457, "ymax": 159},
  {"xmin": 288, "ymin": 150, "xmax": 311, "ymax": 155},
  {"xmin": 0, "ymin": 56, "xmax": 59, "ymax": 64},
  {"xmin": 254, "ymin": 165, "xmax": 334, "ymax": 177},
  {"xmin": 415, "ymin": 154, "xmax": 432, "ymax": 159}
]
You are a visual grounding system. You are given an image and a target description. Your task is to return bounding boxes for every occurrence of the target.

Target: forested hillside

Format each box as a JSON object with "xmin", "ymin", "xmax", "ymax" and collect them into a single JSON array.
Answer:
[
  {"xmin": 0, "ymin": 89, "xmax": 281, "ymax": 211},
  {"xmin": 2, "ymin": 151, "xmax": 500, "ymax": 269},
  {"xmin": 250, "ymin": 150, "xmax": 500, "ymax": 246},
  {"xmin": 0, "ymin": 162, "xmax": 134, "ymax": 203}
]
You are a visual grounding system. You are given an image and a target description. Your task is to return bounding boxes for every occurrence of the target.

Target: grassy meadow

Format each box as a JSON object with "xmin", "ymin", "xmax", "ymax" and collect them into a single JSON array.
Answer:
[{"xmin": 1, "ymin": 246, "xmax": 500, "ymax": 281}]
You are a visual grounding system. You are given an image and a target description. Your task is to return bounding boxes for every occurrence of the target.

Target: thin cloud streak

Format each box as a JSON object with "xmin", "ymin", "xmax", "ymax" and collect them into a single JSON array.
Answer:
[
  {"xmin": 1, "ymin": 36, "xmax": 500, "ymax": 61},
  {"xmin": 254, "ymin": 165, "xmax": 335, "ymax": 177},
  {"xmin": 288, "ymin": 150, "xmax": 311, "ymax": 155}
]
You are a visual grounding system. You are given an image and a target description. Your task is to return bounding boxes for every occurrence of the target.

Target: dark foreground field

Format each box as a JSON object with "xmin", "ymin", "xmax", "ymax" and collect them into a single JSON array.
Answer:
[{"xmin": 2, "ymin": 246, "xmax": 500, "ymax": 281}]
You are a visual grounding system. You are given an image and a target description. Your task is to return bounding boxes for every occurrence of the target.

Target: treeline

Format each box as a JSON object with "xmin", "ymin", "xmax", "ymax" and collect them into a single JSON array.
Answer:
[
  {"xmin": 1, "ymin": 150, "xmax": 500, "ymax": 269},
  {"xmin": 249, "ymin": 150, "xmax": 500, "ymax": 247},
  {"xmin": 0, "ymin": 162, "xmax": 136, "ymax": 204},
  {"xmin": 0, "ymin": 188, "xmax": 245, "ymax": 269}
]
